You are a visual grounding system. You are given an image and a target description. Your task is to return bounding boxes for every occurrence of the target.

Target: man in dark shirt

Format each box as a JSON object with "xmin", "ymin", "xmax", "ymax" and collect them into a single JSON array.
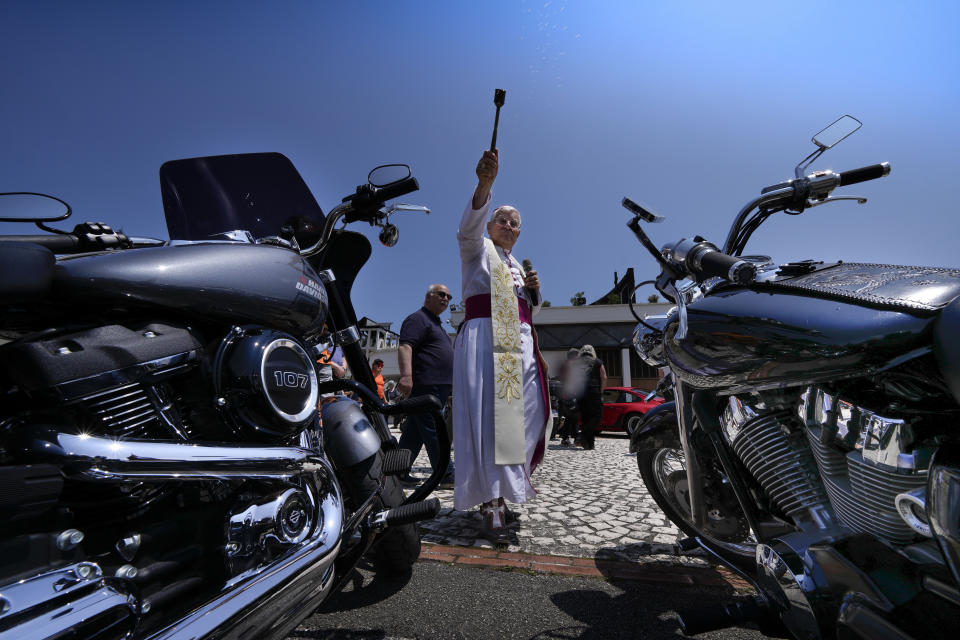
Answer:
[{"xmin": 397, "ymin": 283, "xmax": 455, "ymax": 488}]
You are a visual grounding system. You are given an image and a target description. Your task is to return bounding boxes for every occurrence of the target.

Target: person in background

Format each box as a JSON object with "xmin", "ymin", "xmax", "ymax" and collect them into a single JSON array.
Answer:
[
  {"xmin": 452, "ymin": 148, "xmax": 548, "ymax": 539},
  {"xmin": 397, "ymin": 284, "xmax": 456, "ymax": 489},
  {"xmin": 574, "ymin": 344, "xmax": 607, "ymax": 450},
  {"xmin": 371, "ymin": 358, "xmax": 386, "ymax": 402},
  {"xmin": 557, "ymin": 347, "xmax": 582, "ymax": 447}
]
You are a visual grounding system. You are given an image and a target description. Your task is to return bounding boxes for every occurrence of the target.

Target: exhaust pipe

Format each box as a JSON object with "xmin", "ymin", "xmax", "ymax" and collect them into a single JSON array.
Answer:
[{"xmin": 21, "ymin": 428, "xmax": 329, "ymax": 482}]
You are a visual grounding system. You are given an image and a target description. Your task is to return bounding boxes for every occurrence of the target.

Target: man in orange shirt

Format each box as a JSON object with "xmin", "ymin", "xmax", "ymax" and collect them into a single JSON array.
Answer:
[{"xmin": 371, "ymin": 359, "xmax": 386, "ymax": 402}]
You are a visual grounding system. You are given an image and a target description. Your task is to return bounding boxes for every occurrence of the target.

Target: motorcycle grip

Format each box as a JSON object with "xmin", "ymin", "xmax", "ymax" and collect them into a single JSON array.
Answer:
[
  {"xmin": 838, "ymin": 162, "xmax": 890, "ymax": 187},
  {"xmin": 374, "ymin": 176, "xmax": 419, "ymax": 203},
  {"xmin": 386, "ymin": 394, "xmax": 442, "ymax": 415},
  {"xmin": 696, "ymin": 250, "xmax": 758, "ymax": 285}
]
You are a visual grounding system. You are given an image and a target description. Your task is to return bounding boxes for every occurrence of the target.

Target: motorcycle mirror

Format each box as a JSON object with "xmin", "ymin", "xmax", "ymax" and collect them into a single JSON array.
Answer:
[
  {"xmin": 0, "ymin": 192, "xmax": 72, "ymax": 223},
  {"xmin": 812, "ymin": 115, "xmax": 862, "ymax": 150},
  {"xmin": 368, "ymin": 164, "xmax": 412, "ymax": 188},
  {"xmin": 378, "ymin": 223, "xmax": 399, "ymax": 247}
]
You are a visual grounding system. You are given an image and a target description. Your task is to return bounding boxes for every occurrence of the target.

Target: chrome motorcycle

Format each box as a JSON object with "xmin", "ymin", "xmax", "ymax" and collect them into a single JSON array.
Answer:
[
  {"xmin": 0, "ymin": 153, "xmax": 449, "ymax": 639},
  {"xmin": 627, "ymin": 117, "xmax": 960, "ymax": 639}
]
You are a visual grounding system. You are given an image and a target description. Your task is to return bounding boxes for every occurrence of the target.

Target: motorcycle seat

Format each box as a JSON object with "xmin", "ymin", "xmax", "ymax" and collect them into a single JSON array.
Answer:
[{"xmin": 0, "ymin": 241, "xmax": 55, "ymax": 300}]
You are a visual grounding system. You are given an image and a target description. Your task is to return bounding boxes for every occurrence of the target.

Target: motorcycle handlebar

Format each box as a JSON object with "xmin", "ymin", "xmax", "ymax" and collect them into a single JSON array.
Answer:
[
  {"xmin": 373, "ymin": 176, "xmax": 419, "ymax": 203},
  {"xmin": 1, "ymin": 234, "xmax": 81, "ymax": 252},
  {"xmin": 695, "ymin": 249, "xmax": 758, "ymax": 285},
  {"xmin": 837, "ymin": 162, "xmax": 890, "ymax": 187}
]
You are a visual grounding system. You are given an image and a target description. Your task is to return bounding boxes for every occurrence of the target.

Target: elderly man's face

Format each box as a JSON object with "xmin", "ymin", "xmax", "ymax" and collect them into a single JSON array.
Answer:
[
  {"xmin": 424, "ymin": 285, "xmax": 452, "ymax": 315},
  {"xmin": 486, "ymin": 207, "xmax": 521, "ymax": 251}
]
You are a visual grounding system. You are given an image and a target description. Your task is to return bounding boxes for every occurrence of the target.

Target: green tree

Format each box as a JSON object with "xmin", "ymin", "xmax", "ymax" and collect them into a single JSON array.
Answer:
[
  {"xmin": 647, "ymin": 294, "xmax": 659, "ymax": 303},
  {"xmin": 542, "ymin": 300, "xmax": 551, "ymax": 307},
  {"xmin": 570, "ymin": 291, "xmax": 586, "ymax": 306}
]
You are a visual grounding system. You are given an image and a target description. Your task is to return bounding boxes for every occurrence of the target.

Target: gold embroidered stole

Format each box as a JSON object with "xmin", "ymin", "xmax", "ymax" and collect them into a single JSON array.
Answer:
[{"xmin": 484, "ymin": 239, "xmax": 526, "ymax": 465}]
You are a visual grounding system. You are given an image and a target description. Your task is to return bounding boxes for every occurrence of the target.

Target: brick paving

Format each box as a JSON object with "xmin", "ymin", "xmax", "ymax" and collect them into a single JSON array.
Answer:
[{"xmin": 397, "ymin": 427, "xmax": 735, "ymax": 584}]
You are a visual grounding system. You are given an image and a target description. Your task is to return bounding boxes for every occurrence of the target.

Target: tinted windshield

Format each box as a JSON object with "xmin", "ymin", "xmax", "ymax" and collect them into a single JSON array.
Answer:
[{"xmin": 160, "ymin": 152, "xmax": 325, "ymax": 241}]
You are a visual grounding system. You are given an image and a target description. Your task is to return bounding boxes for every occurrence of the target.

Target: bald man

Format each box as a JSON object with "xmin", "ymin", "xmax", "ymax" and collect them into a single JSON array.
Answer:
[{"xmin": 396, "ymin": 283, "xmax": 456, "ymax": 488}]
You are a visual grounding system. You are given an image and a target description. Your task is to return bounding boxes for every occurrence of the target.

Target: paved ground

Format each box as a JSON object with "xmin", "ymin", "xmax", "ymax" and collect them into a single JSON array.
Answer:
[{"xmin": 397, "ymin": 426, "xmax": 714, "ymax": 570}]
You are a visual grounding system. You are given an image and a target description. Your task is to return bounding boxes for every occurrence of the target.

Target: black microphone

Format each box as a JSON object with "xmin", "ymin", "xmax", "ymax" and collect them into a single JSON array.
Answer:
[{"xmin": 521, "ymin": 258, "xmax": 542, "ymax": 306}]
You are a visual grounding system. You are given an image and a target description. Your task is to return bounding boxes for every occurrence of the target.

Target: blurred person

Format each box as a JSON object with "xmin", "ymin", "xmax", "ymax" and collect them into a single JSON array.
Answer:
[{"xmin": 371, "ymin": 358, "xmax": 386, "ymax": 401}]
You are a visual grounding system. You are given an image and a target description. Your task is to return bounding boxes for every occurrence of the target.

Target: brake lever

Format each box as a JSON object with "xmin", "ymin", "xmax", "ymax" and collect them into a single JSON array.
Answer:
[
  {"xmin": 805, "ymin": 195, "xmax": 868, "ymax": 208},
  {"xmin": 383, "ymin": 204, "xmax": 431, "ymax": 215}
]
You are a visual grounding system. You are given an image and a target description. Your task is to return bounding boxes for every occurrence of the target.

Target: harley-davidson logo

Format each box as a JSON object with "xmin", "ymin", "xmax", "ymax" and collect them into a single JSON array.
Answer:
[{"xmin": 295, "ymin": 276, "xmax": 323, "ymax": 300}]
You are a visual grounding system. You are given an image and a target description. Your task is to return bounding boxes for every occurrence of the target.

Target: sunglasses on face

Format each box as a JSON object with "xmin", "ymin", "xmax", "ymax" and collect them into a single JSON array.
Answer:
[
  {"xmin": 432, "ymin": 291, "xmax": 452, "ymax": 300},
  {"xmin": 493, "ymin": 218, "xmax": 521, "ymax": 230}
]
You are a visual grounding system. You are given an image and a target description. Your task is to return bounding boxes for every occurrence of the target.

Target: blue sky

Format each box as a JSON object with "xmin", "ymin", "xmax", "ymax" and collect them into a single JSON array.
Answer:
[{"xmin": 2, "ymin": 1, "xmax": 958, "ymax": 331}]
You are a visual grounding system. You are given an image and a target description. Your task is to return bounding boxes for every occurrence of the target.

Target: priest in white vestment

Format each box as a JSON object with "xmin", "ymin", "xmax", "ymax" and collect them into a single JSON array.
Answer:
[{"xmin": 452, "ymin": 148, "xmax": 549, "ymax": 535}]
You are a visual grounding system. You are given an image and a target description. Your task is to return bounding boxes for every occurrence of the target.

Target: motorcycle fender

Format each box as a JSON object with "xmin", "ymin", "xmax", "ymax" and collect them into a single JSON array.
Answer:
[{"xmin": 629, "ymin": 401, "xmax": 679, "ymax": 453}]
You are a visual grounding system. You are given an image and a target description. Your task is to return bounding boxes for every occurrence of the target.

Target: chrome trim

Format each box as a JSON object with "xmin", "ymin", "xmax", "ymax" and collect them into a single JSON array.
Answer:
[
  {"xmin": 0, "ymin": 562, "xmax": 138, "ymax": 640},
  {"xmin": 51, "ymin": 350, "xmax": 198, "ymax": 403},
  {"xmin": 25, "ymin": 431, "xmax": 328, "ymax": 481},
  {"xmin": 149, "ymin": 487, "xmax": 342, "ymax": 640},
  {"xmin": 895, "ymin": 488, "xmax": 932, "ymax": 537},
  {"xmin": 226, "ymin": 487, "xmax": 316, "ymax": 574},
  {"xmin": 799, "ymin": 387, "xmax": 931, "ymax": 472},
  {"xmin": 261, "ymin": 338, "xmax": 319, "ymax": 424}
]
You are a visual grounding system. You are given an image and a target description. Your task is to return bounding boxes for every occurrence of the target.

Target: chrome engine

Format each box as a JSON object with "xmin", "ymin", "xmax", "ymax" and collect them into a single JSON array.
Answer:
[
  {"xmin": 722, "ymin": 389, "xmax": 933, "ymax": 546},
  {"xmin": 0, "ymin": 322, "xmax": 344, "ymax": 639}
]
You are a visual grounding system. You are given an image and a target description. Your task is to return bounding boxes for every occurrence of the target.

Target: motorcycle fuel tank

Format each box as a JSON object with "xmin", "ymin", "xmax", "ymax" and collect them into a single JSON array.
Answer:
[
  {"xmin": 53, "ymin": 243, "xmax": 328, "ymax": 334},
  {"xmin": 664, "ymin": 287, "xmax": 934, "ymax": 391}
]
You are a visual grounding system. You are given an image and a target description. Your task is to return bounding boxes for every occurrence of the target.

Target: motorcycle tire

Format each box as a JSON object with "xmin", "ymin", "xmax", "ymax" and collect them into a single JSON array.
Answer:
[
  {"xmin": 636, "ymin": 429, "xmax": 755, "ymax": 562},
  {"xmin": 338, "ymin": 449, "xmax": 421, "ymax": 575}
]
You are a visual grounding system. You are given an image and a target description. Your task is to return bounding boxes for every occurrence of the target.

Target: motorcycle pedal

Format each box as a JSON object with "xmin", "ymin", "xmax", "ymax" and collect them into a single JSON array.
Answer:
[
  {"xmin": 371, "ymin": 497, "xmax": 441, "ymax": 531},
  {"xmin": 381, "ymin": 448, "xmax": 413, "ymax": 476}
]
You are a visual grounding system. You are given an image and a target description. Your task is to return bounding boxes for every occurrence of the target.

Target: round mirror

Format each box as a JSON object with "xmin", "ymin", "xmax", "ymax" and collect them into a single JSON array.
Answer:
[
  {"xmin": 368, "ymin": 164, "xmax": 411, "ymax": 188},
  {"xmin": 812, "ymin": 115, "xmax": 862, "ymax": 150},
  {"xmin": 0, "ymin": 192, "xmax": 72, "ymax": 223}
]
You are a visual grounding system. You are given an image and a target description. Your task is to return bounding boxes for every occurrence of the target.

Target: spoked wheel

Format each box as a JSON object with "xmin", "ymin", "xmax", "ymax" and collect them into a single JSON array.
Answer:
[{"xmin": 638, "ymin": 445, "xmax": 755, "ymax": 560}]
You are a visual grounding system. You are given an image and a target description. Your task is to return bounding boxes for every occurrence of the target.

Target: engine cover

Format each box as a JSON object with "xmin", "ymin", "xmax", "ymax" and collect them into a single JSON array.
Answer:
[{"xmin": 217, "ymin": 327, "xmax": 318, "ymax": 440}]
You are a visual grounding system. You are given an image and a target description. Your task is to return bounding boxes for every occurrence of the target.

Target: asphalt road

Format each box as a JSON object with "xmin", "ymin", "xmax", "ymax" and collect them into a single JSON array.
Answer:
[{"xmin": 293, "ymin": 561, "xmax": 773, "ymax": 640}]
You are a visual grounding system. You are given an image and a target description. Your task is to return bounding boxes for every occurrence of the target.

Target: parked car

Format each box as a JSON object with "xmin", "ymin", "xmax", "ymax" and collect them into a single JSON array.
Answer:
[{"xmin": 593, "ymin": 386, "xmax": 664, "ymax": 434}]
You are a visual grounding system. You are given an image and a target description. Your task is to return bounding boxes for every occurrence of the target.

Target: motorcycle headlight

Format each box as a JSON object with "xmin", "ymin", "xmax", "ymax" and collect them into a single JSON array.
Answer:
[{"xmin": 632, "ymin": 312, "xmax": 672, "ymax": 367}]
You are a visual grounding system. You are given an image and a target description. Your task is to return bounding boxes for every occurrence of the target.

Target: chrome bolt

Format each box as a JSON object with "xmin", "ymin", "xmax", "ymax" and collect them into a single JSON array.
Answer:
[
  {"xmin": 141, "ymin": 600, "xmax": 152, "ymax": 614},
  {"xmin": 75, "ymin": 563, "xmax": 97, "ymax": 579},
  {"xmin": 57, "ymin": 529, "xmax": 85, "ymax": 550},
  {"xmin": 0, "ymin": 596, "xmax": 9, "ymax": 614},
  {"xmin": 115, "ymin": 565, "xmax": 138, "ymax": 579},
  {"xmin": 224, "ymin": 542, "xmax": 240, "ymax": 555},
  {"xmin": 143, "ymin": 331, "xmax": 157, "ymax": 338},
  {"xmin": 217, "ymin": 397, "xmax": 228, "ymax": 407},
  {"xmin": 116, "ymin": 533, "xmax": 142, "ymax": 561},
  {"xmin": 56, "ymin": 346, "xmax": 71, "ymax": 355}
]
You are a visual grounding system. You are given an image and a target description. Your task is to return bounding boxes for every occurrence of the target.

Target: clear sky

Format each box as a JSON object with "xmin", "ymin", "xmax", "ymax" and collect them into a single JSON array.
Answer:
[{"xmin": 2, "ymin": 1, "xmax": 958, "ymax": 331}]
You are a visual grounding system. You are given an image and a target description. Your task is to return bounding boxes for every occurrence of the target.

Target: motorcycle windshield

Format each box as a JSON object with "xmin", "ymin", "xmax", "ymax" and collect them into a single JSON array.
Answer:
[{"xmin": 160, "ymin": 152, "xmax": 325, "ymax": 241}]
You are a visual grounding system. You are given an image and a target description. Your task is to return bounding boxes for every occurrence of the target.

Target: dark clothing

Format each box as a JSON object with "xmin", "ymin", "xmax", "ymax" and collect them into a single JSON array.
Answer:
[
  {"xmin": 579, "ymin": 399, "xmax": 602, "ymax": 449},
  {"xmin": 575, "ymin": 356, "xmax": 604, "ymax": 449},
  {"xmin": 397, "ymin": 383, "xmax": 454, "ymax": 477},
  {"xmin": 399, "ymin": 307, "xmax": 454, "ymax": 385}
]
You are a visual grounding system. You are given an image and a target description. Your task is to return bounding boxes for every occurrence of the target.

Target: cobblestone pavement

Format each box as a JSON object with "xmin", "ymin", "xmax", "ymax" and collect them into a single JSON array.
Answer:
[{"xmin": 397, "ymin": 428, "xmax": 709, "ymax": 568}]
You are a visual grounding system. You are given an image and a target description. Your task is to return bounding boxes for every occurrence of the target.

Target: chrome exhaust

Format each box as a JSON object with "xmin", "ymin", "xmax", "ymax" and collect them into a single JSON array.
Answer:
[{"xmin": 23, "ymin": 429, "xmax": 327, "ymax": 482}]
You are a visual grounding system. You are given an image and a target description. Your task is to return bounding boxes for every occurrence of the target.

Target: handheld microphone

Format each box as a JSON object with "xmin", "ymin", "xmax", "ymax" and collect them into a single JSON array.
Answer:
[{"xmin": 521, "ymin": 259, "xmax": 542, "ymax": 306}]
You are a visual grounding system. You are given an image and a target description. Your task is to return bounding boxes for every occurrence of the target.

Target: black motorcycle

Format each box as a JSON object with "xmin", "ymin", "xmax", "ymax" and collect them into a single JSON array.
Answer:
[
  {"xmin": 627, "ymin": 116, "xmax": 960, "ymax": 639},
  {"xmin": 0, "ymin": 152, "xmax": 449, "ymax": 639}
]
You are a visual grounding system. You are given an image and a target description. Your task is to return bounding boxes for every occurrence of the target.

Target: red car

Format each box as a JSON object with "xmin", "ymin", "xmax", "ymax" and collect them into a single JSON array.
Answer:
[{"xmin": 593, "ymin": 386, "xmax": 664, "ymax": 434}]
